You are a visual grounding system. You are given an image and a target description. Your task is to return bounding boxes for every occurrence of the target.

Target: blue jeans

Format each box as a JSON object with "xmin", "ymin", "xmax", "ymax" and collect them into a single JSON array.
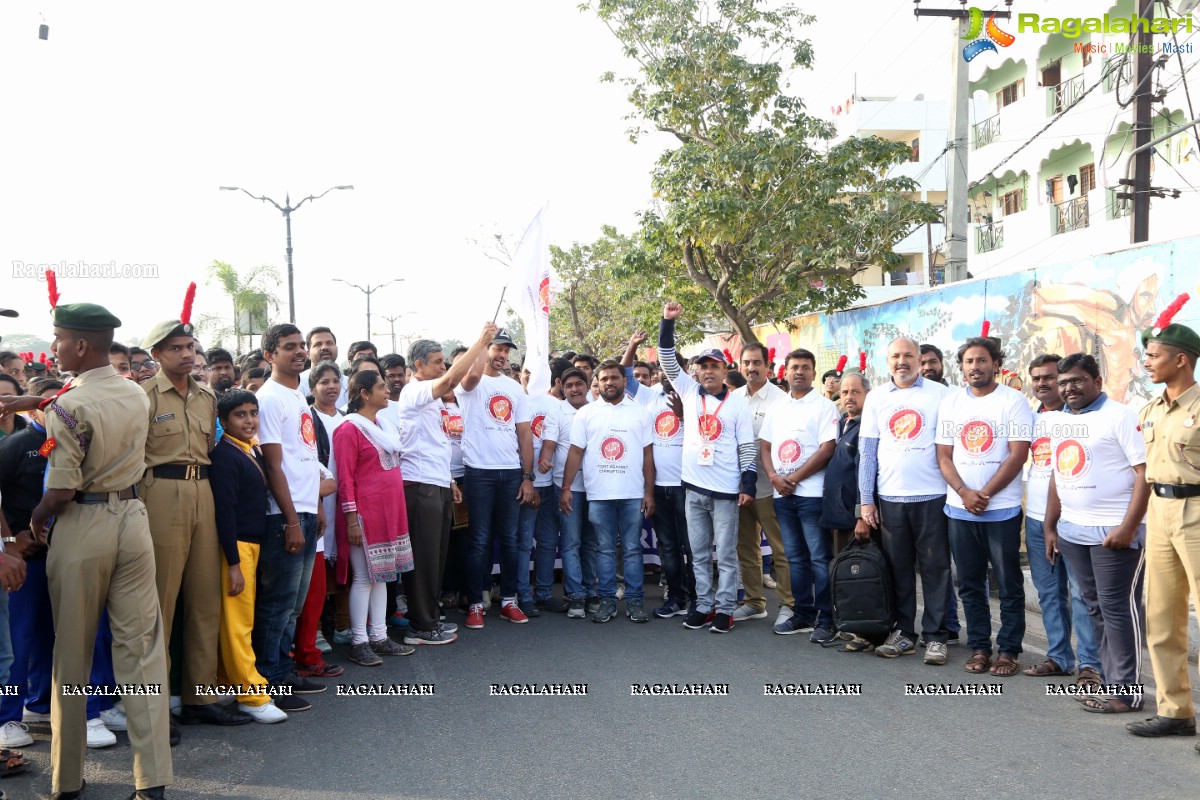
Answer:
[
  {"xmin": 588, "ymin": 499, "xmax": 645, "ymax": 602},
  {"xmin": 464, "ymin": 467, "xmax": 522, "ymax": 604},
  {"xmin": 255, "ymin": 512, "xmax": 318, "ymax": 686},
  {"xmin": 553, "ymin": 487, "xmax": 590, "ymax": 600},
  {"xmin": 518, "ymin": 484, "xmax": 558, "ymax": 603},
  {"xmin": 653, "ymin": 485, "xmax": 695, "ymax": 607},
  {"xmin": 773, "ymin": 495, "xmax": 832, "ymax": 626},
  {"xmin": 948, "ymin": 514, "xmax": 1026, "ymax": 656},
  {"xmin": 1025, "ymin": 517, "xmax": 1100, "ymax": 671},
  {"xmin": 685, "ymin": 491, "xmax": 740, "ymax": 615}
]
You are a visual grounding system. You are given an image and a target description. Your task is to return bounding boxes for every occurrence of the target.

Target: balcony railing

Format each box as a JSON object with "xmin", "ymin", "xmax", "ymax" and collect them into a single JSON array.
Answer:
[
  {"xmin": 1103, "ymin": 53, "xmax": 1133, "ymax": 93},
  {"xmin": 1053, "ymin": 196, "xmax": 1090, "ymax": 235},
  {"xmin": 973, "ymin": 114, "xmax": 1001, "ymax": 149},
  {"xmin": 1047, "ymin": 74, "xmax": 1086, "ymax": 115},
  {"xmin": 975, "ymin": 221, "xmax": 1005, "ymax": 253},
  {"xmin": 1107, "ymin": 187, "xmax": 1132, "ymax": 220}
]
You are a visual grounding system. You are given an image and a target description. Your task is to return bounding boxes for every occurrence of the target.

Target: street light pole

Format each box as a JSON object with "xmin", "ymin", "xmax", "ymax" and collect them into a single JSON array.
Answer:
[
  {"xmin": 220, "ymin": 184, "xmax": 354, "ymax": 323},
  {"xmin": 333, "ymin": 279, "xmax": 402, "ymax": 341}
]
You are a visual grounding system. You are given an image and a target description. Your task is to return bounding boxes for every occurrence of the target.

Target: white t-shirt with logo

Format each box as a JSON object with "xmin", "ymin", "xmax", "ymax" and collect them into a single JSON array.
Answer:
[
  {"xmin": 456, "ymin": 372, "xmax": 527, "ymax": 470},
  {"xmin": 377, "ymin": 399, "xmax": 402, "ymax": 438},
  {"xmin": 442, "ymin": 399, "xmax": 465, "ymax": 479},
  {"xmin": 521, "ymin": 392, "xmax": 560, "ymax": 489},
  {"xmin": 734, "ymin": 380, "xmax": 790, "ymax": 499},
  {"xmin": 1053, "ymin": 399, "xmax": 1146, "ymax": 530},
  {"xmin": 936, "ymin": 384, "xmax": 1035, "ymax": 512},
  {"xmin": 569, "ymin": 396, "xmax": 653, "ymax": 501},
  {"xmin": 648, "ymin": 391, "xmax": 684, "ymax": 487},
  {"xmin": 671, "ymin": 371, "xmax": 755, "ymax": 496},
  {"xmin": 859, "ymin": 377, "xmax": 949, "ymax": 497},
  {"xmin": 554, "ymin": 399, "xmax": 588, "ymax": 492},
  {"xmin": 1025, "ymin": 409, "xmax": 1062, "ymax": 521},
  {"xmin": 760, "ymin": 390, "xmax": 840, "ymax": 498},
  {"xmin": 397, "ymin": 379, "xmax": 452, "ymax": 488},
  {"xmin": 257, "ymin": 377, "xmax": 321, "ymax": 515}
]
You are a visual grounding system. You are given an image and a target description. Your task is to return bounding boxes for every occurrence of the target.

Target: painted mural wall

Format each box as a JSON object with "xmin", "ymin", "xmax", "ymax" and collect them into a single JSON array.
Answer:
[{"xmin": 706, "ymin": 235, "xmax": 1200, "ymax": 407}]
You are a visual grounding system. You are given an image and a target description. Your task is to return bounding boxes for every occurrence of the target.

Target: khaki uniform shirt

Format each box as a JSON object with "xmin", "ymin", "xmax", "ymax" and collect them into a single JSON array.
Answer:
[
  {"xmin": 44, "ymin": 365, "xmax": 150, "ymax": 492},
  {"xmin": 733, "ymin": 380, "xmax": 789, "ymax": 499},
  {"xmin": 143, "ymin": 371, "xmax": 216, "ymax": 469},
  {"xmin": 1139, "ymin": 382, "xmax": 1200, "ymax": 485}
]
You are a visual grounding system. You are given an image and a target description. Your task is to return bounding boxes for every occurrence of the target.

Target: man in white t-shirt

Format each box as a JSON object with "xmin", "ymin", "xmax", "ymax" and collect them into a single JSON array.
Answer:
[
  {"xmin": 760, "ymin": 348, "xmax": 839, "ymax": 643},
  {"xmin": 732, "ymin": 342, "xmax": 794, "ymax": 627},
  {"xmin": 255, "ymin": 324, "xmax": 326, "ymax": 710},
  {"xmin": 516, "ymin": 360, "xmax": 567, "ymax": 617},
  {"xmin": 1021, "ymin": 354, "xmax": 1101, "ymax": 682},
  {"xmin": 456, "ymin": 329, "xmax": 538, "ymax": 630},
  {"xmin": 858, "ymin": 337, "xmax": 953, "ymax": 664},
  {"xmin": 936, "ymin": 336, "xmax": 1034, "ymax": 678},
  {"xmin": 658, "ymin": 303, "xmax": 757, "ymax": 635},
  {"xmin": 1044, "ymin": 353, "xmax": 1149, "ymax": 712},
  {"xmin": 299, "ymin": 326, "xmax": 348, "ymax": 408},
  {"xmin": 560, "ymin": 361, "xmax": 654, "ymax": 623},
  {"xmin": 553, "ymin": 367, "xmax": 597, "ymax": 617},
  {"xmin": 395, "ymin": 325, "xmax": 495, "ymax": 647}
]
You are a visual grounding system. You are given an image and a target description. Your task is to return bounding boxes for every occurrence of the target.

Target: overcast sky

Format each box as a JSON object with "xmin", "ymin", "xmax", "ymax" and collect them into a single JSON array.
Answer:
[{"xmin": 1, "ymin": 0, "xmax": 951, "ymax": 353}]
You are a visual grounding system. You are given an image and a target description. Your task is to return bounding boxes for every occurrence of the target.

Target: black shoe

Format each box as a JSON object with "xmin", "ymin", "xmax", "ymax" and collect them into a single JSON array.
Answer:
[
  {"xmin": 947, "ymin": 630, "xmax": 960, "ymax": 643},
  {"xmin": 1126, "ymin": 715, "xmax": 1197, "ymax": 737},
  {"xmin": 536, "ymin": 596, "xmax": 570, "ymax": 613},
  {"xmin": 517, "ymin": 599, "xmax": 542, "ymax": 618},
  {"xmin": 710, "ymin": 613, "xmax": 733, "ymax": 634},
  {"xmin": 52, "ymin": 779, "xmax": 86, "ymax": 800},
  {"xmin": 128, "ymin": 787, "xmax": 167, "ymax": 800},
  {"xmin": 284, "ymin": 675, "xmax": 327, "ymax": 694},
  {"xmin": 682, "ymin": 609, "xmax": 714, "ymax": 630},
  {"xmin": 274, "ymin": 694, "xmax": 312, "ymax": 713},
  {"xmin": 178, "ymin": 702, "xmax": 253, "ymax": 726},
  {"xmin": 169, "ymin": 723, "xmax": 180, "ymax": 747}
]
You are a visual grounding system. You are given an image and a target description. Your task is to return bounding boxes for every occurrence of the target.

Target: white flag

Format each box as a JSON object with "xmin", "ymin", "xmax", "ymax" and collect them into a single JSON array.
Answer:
[{"xmin": 511, "ymin": 204, "xmax": 552, "ymax": 396}]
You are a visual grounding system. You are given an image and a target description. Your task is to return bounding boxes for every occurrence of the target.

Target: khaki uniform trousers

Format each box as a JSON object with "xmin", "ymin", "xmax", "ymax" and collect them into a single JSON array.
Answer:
[
  {"xmin": 48, "ymin": 498, "xmax": 173, "ymax": 793},
  {"xmin": 141, "ymin": 475, "xmax": 221, "ymax": 704},
  {"xmin": 737, "ymin": 496, "xmax": 793, "ymax": 612},
  {"xmin": 1145, "ymin": 494, "xmax": 1200, "ymax": 718}
]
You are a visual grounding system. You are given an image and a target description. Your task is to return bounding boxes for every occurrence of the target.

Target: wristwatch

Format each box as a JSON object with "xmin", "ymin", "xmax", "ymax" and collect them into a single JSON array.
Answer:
[
  {"xmin": 522, "ymin": 472, "xmax": 535, "ymax": 481},
  {"xmin": 1, "ymin": 537, "xmax": 17, "ymax": 546}
]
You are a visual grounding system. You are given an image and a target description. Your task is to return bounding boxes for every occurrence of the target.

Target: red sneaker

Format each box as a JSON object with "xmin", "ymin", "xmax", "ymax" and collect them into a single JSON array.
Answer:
[
  {"xmin": 295, "ymin": 661, "xmax": 345, "ymax": 678},
  {"xmin": 465, "ymin": 604, "xmax": 485, "ymax": 629},
  {"xmin": 499, "ymin": 602, "xmax": 529, "ymax": 624}
]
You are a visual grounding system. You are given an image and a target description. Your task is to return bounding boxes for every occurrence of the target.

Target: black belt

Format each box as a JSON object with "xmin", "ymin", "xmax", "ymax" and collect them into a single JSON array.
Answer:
[
  {"xmin": 153, "ymin": 464, "xmax": 208, "ymax": 480},
  {"xmin": 1152, "ymin": 483, "xmax": 1200, "ymax": 499},
  {"xmin": 75, "ymin": 486, "xmax": 139, "ymax": 504}
]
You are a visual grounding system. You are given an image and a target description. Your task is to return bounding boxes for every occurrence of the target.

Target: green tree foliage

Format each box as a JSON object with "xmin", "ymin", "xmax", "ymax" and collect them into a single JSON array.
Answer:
[
  {"xmin": 197, "ymin": 260, "xmax": 281, "ymax": 354},
  {"xmin": 589, "ymin": 0, "xmax": 940, "ymax": 343}
]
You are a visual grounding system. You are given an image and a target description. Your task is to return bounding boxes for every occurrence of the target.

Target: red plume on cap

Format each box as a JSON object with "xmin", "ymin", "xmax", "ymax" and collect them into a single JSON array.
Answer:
[
  {"xmin": 38, "ymin": 353, "xmax": 47, "ymax": 364},
  {"xmin": 777, "ymin": 364, "xmax": 785, "ymax": 380},
  {"xmin": 859, "ymin": 351, "xmax": 867, "ymax": 373},
  {"xmin": 768, "ymin": 346, "xmax": 776, "ymax": 365},
  {"xmin": 180, "ymin": 282, "xmax": 197, "ymax": 327},
  {"xmin": 46, "ymin": 270, "xmax": 60, "ymax": 309},
  {"xmin": 722, "ymin": 348, "xmax": 734, "ymax": 365},
  {"xmin": 1152, "ymin": 293, "xmax": 1191, "ymax": 335},
  {"xmin": 981, "ymin": 320, "xmax": 991, "ymax": 338},
  {"xmin": 835, "ymin": 354, "xmax": 848, "ymax": 374}
]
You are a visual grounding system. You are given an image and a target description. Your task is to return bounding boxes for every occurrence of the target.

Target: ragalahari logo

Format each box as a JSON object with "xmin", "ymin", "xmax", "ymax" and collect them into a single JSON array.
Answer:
[{"xmin": 962, "ymin": 7, "xmax": 1015, "ymax": 62}]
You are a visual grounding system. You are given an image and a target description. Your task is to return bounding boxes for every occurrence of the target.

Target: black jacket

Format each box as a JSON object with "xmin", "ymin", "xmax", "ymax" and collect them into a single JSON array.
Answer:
[
  {"xmin": 819, "ymin": 414, "xmax": 863, "ymax": 531},
  {"xmin": 0, "ymin": 422, "xmax": 48, "ymax": 538}
]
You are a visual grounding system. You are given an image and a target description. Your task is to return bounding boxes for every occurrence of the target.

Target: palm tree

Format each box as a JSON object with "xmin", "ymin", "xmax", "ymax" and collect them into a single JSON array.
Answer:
[{"xmin": 197, "ymin": 260, "xmax": 282, "ymax": 354}]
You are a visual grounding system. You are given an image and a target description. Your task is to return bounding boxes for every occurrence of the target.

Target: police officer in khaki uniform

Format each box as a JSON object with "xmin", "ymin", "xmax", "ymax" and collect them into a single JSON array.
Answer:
[
  {"xmin": 27, "ymin": 302, "xmax": 172, "ymax": 800},
  {"xmin": 1126, "ymin": 313, "xmax": 1200, "ymax": 747},
  {"xmin": 141, "ymin": 314, "xmax": 250, "ymax": 729}
]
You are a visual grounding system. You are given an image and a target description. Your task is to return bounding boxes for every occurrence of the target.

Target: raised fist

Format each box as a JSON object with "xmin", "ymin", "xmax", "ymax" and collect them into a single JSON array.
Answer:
[{"xmin": 663, "ymin": 302, "xmax": 683, "ymax": 320}]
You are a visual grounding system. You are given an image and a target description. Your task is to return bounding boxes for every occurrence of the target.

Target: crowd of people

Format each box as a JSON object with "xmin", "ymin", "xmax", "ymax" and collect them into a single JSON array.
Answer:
[{"xmin": 0, "ymin": 286, "xmax": 1199, "ymax": 798}]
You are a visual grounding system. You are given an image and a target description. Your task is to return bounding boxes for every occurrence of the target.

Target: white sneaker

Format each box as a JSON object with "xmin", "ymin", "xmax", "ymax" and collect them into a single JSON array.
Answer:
[
  {"xmin": 237, "ymin": 701, "xmax": 288, "ymax": 724},
  {"xmin": 732, "ymin": 604, "xmax": 768, "ymax": 621},
  {"xmin": 774, "ymin": 606, "xmax": 795, "ymax": 627},
  {"xmin": 21, "ymin": 708, "xmax": 50, "ymax": 724},
  {"xmin": 86, "ymin": 717, "xmax": 117, "ymax": 748},
  {"xmin": 99, "ymin": 706, "xmax": 128, "ymax": 731},
  {"xmin": 763, "ymin": 572, "xmax": 778, "ymax": 590},
  {"xmin": 0, "ymin": 721, "xmax": 32, "ymax": 747}
]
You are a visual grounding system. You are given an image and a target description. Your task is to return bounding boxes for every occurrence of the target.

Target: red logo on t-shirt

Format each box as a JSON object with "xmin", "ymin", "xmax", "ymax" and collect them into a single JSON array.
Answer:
[
  {"xmin": 777, "ymin": 439, "xmax": 802, "ymax": 465},
  {"xmin": 601, "ymin": 436, "xmax": 626, "ymax": 462},
  {"xmin": 888, "ymin": 408, "xmax": 923, "ymax": 441},
  {"xmin": 441, "ymin": 408, "xmax": 463, "ymax": 440},
  {"xmin": 488, "ymin": 394, "xmax": 514, "ymax": 424},
  {"xmin": 1031, "ymin": 437, "xmax": 1052, "ymax": 469},
  {"xmin": 654, "ymin": 410, "xmax": 681, "ymax": 440},
  {"xmin": 300, "ymin": 411, "xmax": 317, "ymax": 451},
  {"xmin": 1055, "ymin": 439, "xmax": 1089, "ymax": 481},
  {"xmin": 697, "ymin": 414, "xmax": 723, "ymax": 441},
  {"xmin": 960, "ymin": 420, "xmax": 996, "ymax": 456},
  {"xmin": 531, "ymin": 413, "xmax": 546, "ymax": 439}
]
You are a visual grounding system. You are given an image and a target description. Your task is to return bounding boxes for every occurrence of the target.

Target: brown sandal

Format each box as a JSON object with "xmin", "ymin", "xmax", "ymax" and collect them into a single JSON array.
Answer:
[
  {"xmin": 1076, "ymin": 666, "xmax": 1102, "ymax": 689},
  {"xmin": 964, "ymin": 650, "xmax": 991, "ymax": 673},
  {"xmin": 989, "ymin": 653, "xmax": 1020, "ymax": 677},
  {"xmin": 0, "ymin": 748, "xmax": 26, "ymax": 777},
  {"xmin": 1022, "ymin": 658, "xmax": 1068, "ymax": 677},
  {"xmin": 1081, "ymin": 696, "xmax": 1135, "ymax": 714}
]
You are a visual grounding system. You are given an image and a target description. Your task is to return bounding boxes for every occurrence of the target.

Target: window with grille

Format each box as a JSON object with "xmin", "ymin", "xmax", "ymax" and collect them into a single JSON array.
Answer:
[
  {"xmin": 1082, "ymin": 49, "xmax": 1092, "ymax": 67},
  {"xmin": 1079, "ymin": 163, "xmax": 1096, "ymax": 196},
  {"xmin": 998, "ymin": 79, "xmax": 1024, "ymax": 108},
  {"xmin": 1001, "ymin": 189, "xmax": 1024, "ymax": 215}
]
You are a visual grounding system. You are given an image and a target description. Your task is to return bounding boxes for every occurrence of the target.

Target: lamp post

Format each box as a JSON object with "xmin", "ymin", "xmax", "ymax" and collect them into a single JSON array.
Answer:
[
  {"xmin": 375, "ymin": 312, "xmax": 415, "ymax": 354},
  {"xmin": 219, "ymin": 184, "xmax": 354, "ymax": 324},
  {"xmin": 333, "ymin": 279, "xmax": 402, "ymax": 341}
]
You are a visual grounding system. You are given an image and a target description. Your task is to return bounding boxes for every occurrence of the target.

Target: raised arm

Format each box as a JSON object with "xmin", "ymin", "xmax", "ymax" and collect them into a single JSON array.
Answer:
[
  {"xmin": 432, "ymin": 322, "xmax": 499, "ymax": 398},
  {"xmin": 657, "ymin": 303, "xmax": 694, "ymax": 392}
]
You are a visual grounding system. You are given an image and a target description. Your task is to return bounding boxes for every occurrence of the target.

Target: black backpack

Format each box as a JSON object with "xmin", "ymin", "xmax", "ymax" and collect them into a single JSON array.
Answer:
[{"xmin": 830, "ymin": 538, "xmax": 895, "ymax": 640}]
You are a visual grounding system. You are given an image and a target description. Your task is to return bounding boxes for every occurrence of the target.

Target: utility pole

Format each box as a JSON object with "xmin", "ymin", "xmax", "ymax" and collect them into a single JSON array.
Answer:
[
  {"xmin": 1131, "ymin": 0, "xmax": 1155, "ymax": 243},
  {"xmin": 380, "ymin": 314, "xmax": 402, "ymax": 354},
  {"xmin": 333, "ymin": 279, "xmax": 402, "ymax": 341},
  {"xmin": 914, "ymin": 1, "xmax": 1013, "ymax": 283}
]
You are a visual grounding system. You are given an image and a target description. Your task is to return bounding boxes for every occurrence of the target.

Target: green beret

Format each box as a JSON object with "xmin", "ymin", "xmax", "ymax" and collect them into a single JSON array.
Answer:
[
  {"xmin": 143, "ymin": 320, "xmax": 194, "ymax": 350},
  {"xmin": 51, "ymin": 303, "xmax": 122, "ymax": 331},
  {"xmin": 25, "ymin": 361, "xmax": 46, "ymax": 373},
  {"xmin": 1142, "ymin": 323, "xmax": 1200, "ymax": 357}
]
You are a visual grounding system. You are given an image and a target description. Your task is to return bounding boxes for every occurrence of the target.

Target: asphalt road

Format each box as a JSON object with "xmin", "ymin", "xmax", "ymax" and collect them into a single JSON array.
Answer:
[{"xmin": 8, "ymin": 587, "xmax": 1200, "ymax": 800}]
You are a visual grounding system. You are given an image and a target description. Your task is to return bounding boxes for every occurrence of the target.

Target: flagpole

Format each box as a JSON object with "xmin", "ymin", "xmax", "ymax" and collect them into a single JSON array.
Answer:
[{"xmin": 491, "ymin": 286, "xmax": 508, "ymax": 324}]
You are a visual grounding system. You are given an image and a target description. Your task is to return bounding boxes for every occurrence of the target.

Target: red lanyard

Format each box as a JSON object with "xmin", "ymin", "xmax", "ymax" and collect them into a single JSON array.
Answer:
[{"xmin": 698, "ymin": 393, "xmax": 727, "ymax": 440}]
